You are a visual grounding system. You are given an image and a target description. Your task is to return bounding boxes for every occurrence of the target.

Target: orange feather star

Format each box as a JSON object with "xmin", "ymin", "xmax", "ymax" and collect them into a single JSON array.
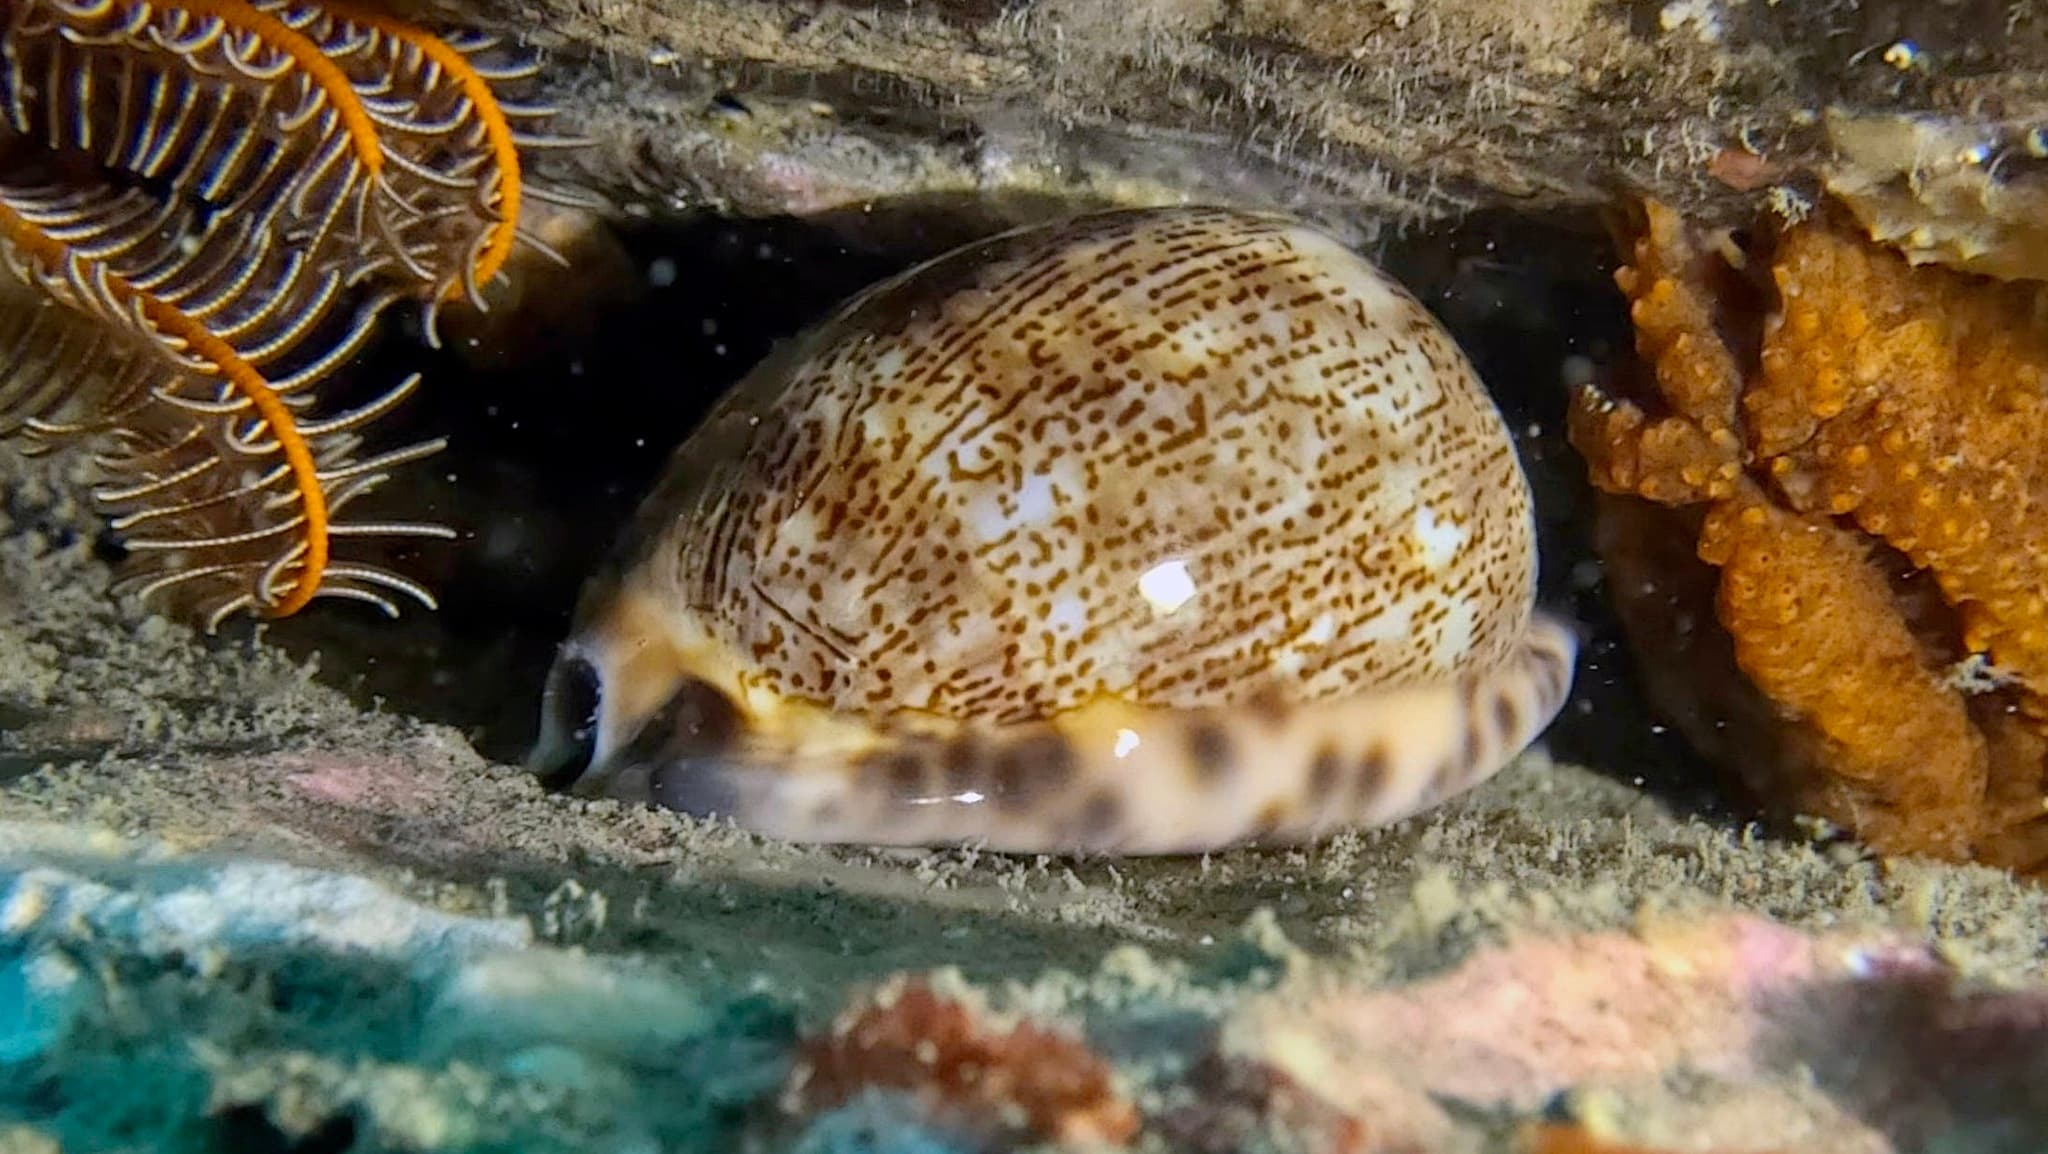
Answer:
[{"xmin": 0, "ymin": 0, "xmax": 579, "ymax": 630}]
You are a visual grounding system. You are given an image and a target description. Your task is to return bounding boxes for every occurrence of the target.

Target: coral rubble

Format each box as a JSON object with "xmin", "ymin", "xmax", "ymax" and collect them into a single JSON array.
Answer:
[
  {"xmin": 782, "ymin": 975, "xmax": 1141, "ymax": 1149},
  {"xmin": 1570, "ymin": 199, "xmax": 2048, "ymax": 871},
  {"xmin": 10, "ymin": 822, "xmax": 2048, "ymax": 1153}
]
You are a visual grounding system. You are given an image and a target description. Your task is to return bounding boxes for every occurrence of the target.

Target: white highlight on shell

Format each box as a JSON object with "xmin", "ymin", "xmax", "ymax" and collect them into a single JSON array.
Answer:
[
  {"xmin": 1269, "ymin": 612, "xmax": 1339, "ymax": 676},
  {"xmin": 858, "ymin": 410, "xmax": 888, "ymax": 442},
  {"xmin": 1044, "ymin": 596, "xmax": 1088, "ymax": 635},
  {"xmin": 1437, "ymin": 597, "xmax": 1478, "ymax": 670},
  {"xmin": 1137, "ymin": 559, "xmax": 1197, "ymax": 615},
  {"xmin": 1412, "ymin": 505, "xmax": 1466, "ymax": 570},
  {"xmin": 964, "ymin": 470, "xmax": 1065, "ymax": 541},
  {"xmin": 1357, "ymin": 599, "xmax": 1414, "ymax": 644},
  {"xmin": 1304, "ymin": 614, "xmax": 1336, "ymax": 646},
  {"xmin": 965, "ymin": 495, "xmax": 1011, "ymax": 542},
  {"xmin": 1113, "ymin": 728, "xmax": 1141, "ymax": 758},
  {"xmin": 1014, "ymin": 472, "xmax": 1057, "ymax": 524}
]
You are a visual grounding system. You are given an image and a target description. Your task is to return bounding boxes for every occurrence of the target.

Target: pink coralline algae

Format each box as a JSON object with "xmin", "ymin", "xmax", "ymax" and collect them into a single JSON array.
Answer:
[
  {"xmin": 1206, "ymin": 912, "xmax": 2048, "ymax": 1152},
  {"xmin": 1228, "ymin": 915, "xmax": 1933, "ymax": 1111},
  {"xmin": 768, "ymin": 913, "xmax": 2048, "ymax": 1153}
]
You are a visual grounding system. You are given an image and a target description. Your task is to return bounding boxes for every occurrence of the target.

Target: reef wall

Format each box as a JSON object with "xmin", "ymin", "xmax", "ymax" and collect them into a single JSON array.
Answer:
[{"xmin": 402, "ymin": 0, "xmax": 2048, "ymax": 253}]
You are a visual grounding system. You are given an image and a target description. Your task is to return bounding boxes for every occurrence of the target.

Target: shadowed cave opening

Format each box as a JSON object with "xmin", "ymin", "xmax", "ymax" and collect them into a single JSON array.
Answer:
[{"xmin": 158, "ymin": 199, "xmax": 1736, "ymax": 826}]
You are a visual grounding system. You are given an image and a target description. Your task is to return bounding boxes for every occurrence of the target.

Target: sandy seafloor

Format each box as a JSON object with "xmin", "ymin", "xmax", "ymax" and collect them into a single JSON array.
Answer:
[{"xmin": 5, "ymin": 441, "xmax": 2048, "ymax": 1154}]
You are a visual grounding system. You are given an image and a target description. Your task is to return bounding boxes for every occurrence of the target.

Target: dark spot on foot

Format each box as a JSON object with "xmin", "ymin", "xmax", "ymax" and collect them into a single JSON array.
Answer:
[
  {"xmin": 1185, "ymin": 723, "xmax": 1233, "ymax": 785},
  {"xmin": 941, "ymin": 733, "xmax": 986, "ymax": 792},
  {"xmin": 1492, "ymin": 692, "xmax": 1520, "ymax": 742},
  {"xmin": 1458, "ymin": 680, "xmax": 1484, "ymax": 768},
  {"xmin": 1247, "ymin": 685, "xmax": 1291, "ymax": 728},
  {"xmin": 1076, "ymin": 789, "xmax": 1123, "ymax": 845},
  {"xmin": 865, "ymin": 747, "xmax": 929, "ymax": 798},
  {"xmin": 1426, "ymin": 754, "xmax": 1468, "ymax": 805},
  {"xmin": 1355, "ymin": 740, "xmax": 1391, "ymax": 800},
  {"xmin": 992, "ymin": 730, "xmax": 1075, "ymax": 810},
  {"xmin": 1251, "ymin": 799, "xmax": 1289, "ymax": 838},
  {"xmin": 1534, "ymin": 641, "xmax": 1575, "ymax": 703},
  {"xmin": 1308, "ymin": 745, "xmax": 1341, "ymax": 798}
]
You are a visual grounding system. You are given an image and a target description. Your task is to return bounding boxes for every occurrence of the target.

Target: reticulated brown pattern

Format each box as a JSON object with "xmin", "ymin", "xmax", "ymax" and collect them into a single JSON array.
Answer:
[{"xmin": 641, "ymin": 207, "xmax": 1537, "ymax": 724}]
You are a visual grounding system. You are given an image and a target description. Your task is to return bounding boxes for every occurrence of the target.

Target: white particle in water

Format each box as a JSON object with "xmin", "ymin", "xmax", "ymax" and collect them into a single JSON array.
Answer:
[{"xmin": 1561, "ymin": 354, "xmax": 1595, "ymax": 388}]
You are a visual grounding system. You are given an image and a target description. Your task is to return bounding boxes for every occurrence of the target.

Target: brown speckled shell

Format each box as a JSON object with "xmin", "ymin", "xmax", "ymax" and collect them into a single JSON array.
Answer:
[{"xmin": 619, "ymin": 206, "xmax": 1537, "ymax": 726}]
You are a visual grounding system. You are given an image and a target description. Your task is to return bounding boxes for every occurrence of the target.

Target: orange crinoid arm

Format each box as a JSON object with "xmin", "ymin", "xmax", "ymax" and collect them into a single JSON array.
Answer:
[
  {"xmin": 150, "ymin": 0, "xmax": 390, "ymax": 180},
  {"xmin": 0, "ymin": 0, "xmax": 573, "ymax": 628},
  {"xmin": 312, "ymin": 0, "xmax": 527, "ymax": 297},
  {"xmin": 244, "ymin": 0, "xmax": 574, "ymax": 328},
  {"xmin": 0, "ymin": 199, "xmax": 332, "ymax": 616}
]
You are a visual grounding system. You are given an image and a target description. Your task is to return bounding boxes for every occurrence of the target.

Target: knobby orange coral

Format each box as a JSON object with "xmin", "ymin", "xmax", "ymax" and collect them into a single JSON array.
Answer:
[
  {"xmin": 1571, "ymin": 198, "xmax": 2048, "ymax": 871},
  {"xmin": 0, "ymin": 0, "xmax": 576, "ymax": 629}
]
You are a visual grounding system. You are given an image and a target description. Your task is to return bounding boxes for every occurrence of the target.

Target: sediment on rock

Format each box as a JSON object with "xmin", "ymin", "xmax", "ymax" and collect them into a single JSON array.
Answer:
[{"xmin": 395, "ymin": 0, "xmax": 2048, "ymax": 253}]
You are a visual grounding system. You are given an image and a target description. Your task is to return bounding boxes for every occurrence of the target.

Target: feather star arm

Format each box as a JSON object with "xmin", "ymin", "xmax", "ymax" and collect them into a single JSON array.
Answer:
[{"xmin": 0, "ymin": 0, "xmax": 574, "ymax": 629}]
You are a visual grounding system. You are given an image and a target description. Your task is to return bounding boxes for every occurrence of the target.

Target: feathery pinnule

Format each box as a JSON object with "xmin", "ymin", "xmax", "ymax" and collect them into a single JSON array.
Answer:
[
  {"xmin": 0, "ymin": 170, "xmax": 447, "ymax": 626},
  {"xmin": 0, "ymin": 0, "xmax": 573, "ymax": 629},
  {"xmin": 247, "ymin": 0, "xmax": 584, "ymax": 338}
]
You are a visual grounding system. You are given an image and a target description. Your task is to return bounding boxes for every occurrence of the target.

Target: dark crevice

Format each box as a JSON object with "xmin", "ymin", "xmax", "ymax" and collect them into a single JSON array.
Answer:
[{"xmin": 211, "ymin": 1106, "xmax": 358, "ymax": 1154}]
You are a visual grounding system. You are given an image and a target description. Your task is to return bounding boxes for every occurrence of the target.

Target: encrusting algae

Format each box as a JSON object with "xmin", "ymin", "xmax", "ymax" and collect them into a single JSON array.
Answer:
[
  {"xmin": 0, "ymin": 0, "xmax": 573, "ymax": 630},
  {"xmin": 1571, "ymin": 198, "xmax": 2048, "ymax": 873}
]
